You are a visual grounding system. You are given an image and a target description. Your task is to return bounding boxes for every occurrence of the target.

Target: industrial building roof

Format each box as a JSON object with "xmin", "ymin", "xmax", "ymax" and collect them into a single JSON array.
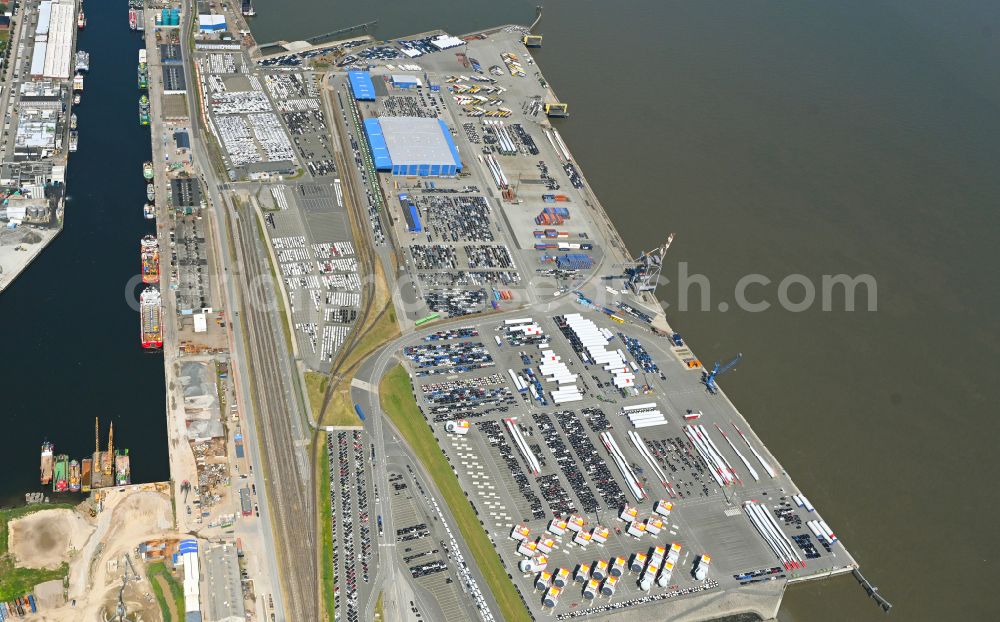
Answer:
[
  {"xmin": 391, "ymin": 74, "xmax": 422, "ymax": 87},
  {"xmin": 174, "ymin": 131, "xmax": 191, "ymax": 149},
  {"xmin": 36, "ymin": 1, "xmax": 52, "ymax": 36},
  {"xmin": 348, "ymin": 70, "xmax": 376, "ymax": 100},
  {"xmin": 378, "ymin": 117, "xmax": 462, "ymax": 169},
  {"xmin": 15, "ymin": 120, "xmax": 57, "ymax": 150},
  {"xmin": 30, "ymin": 43, "xmax": 48, "ymax": 76},
  {"xmin": 203, "ymin": 544, "xmax": 246, "ymax": 622},
  {"xmin": 198, "ymin": 14, "xmax": 226, "ymax": 31},
  {"xmin": 43, "ymin": 2, "xmax": 74, "ymax": 78},
  {"xmin": 363, "ymin": 118, "xmax": 392, "ymax": 169},
  {"xmin": 163, "ymin": 65, "xmax": 187, "ymax": 93}
]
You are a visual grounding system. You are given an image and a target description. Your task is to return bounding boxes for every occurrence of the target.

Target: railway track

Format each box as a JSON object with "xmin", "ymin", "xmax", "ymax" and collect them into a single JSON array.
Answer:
[{"xmin": 232, "ymin": 204, "xmax": 319, "ymax": 620}]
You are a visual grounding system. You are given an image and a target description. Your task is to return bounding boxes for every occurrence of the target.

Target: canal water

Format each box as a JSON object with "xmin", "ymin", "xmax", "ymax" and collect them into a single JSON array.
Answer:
[
  {"xmin": 248, "ymin": 1, "xmax": 1000, "ymax": 620},
  {"xmin": 0, "ymin": 3, "xmax": 166, "ymax": 503}
]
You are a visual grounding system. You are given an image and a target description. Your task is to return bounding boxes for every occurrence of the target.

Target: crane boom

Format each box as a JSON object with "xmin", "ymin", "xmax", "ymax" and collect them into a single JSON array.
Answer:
[{"xmin": 703, "ymin": 353, "xmax": 742, "ymax": 394}]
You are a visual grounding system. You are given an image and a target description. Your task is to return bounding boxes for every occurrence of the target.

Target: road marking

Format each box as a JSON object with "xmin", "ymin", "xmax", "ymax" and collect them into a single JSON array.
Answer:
[{"xmin": 352, "ymin": 378, "xmax": 375, "ymax": 393}]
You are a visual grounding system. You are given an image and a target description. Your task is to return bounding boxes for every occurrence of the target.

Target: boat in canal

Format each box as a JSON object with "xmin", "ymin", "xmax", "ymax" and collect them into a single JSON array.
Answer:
[
  {"xmin": 75, "ymin": 51, "xmax": 89, "ymax": 73},
  {"xmin": 40, "ymin": 442, "xmax": 54, "ymax": 485},
  {"xmin": 139, "ymin": 95, "xmax": 150, "ymax": 125},
  {"xmin": 115, "ymin": 450, "xmax": 130, "ymax": 486},
  {"xmin": 141, "ymin": 235, "xmax": 159, "ymax": 284},
  {"xmin": 53, "ymin": 455, "xmax": 69, "ymax": 492},
  {"xmin": 68, "ymin": 460, "xmax": 81, "ymax": 492},
  {"xmin": 81, "ymin": 458, "xmax": 92, "ymax": 492},
  {"xmin": 140, "ymin": 287, "xmax": 163, "ymax": 349}
]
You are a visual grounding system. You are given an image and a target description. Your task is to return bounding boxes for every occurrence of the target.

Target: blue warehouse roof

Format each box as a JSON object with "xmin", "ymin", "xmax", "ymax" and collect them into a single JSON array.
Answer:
[
  {"xmin": 363, "ymin": 118, "xmax": 393, "ymax": 171},
  {"xmin": 348, "ymin": 71, "xmax": 376, "ymax": 101}
]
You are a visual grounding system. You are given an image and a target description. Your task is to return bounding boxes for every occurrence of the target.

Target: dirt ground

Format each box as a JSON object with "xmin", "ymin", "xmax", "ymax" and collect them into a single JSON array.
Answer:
[
  {"xmin": 8, "ymin": 509, "xmax": 94, "ymax": 570},
  {"xmin": 17, "ymin": 486, "xmax": 180, "ymax": 622}
]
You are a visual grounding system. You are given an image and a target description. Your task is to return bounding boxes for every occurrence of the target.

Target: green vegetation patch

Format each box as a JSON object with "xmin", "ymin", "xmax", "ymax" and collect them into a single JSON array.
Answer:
[
  {"xmin": 305, "ymin": 371, "xmax": 330, "ymax": 421},
  {"xmin": 0, "ymin": 560, "xmax": 67, "ymax": 602},
  {"xmin": 146, "ymin": 561, "xmax": 184, "ymax": 622},
  {"xmin": 379, "ymin": 366, "xmax": 530, "ymax": 622}
]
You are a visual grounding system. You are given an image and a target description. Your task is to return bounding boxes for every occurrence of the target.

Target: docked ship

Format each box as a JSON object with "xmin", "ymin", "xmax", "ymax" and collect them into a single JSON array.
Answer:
[
  {"xmin": 75, "ymin": 51, "xmax": 90, "ymax": 73},
  {"xmin": 140, "ymin": 286, "xmax": 163, "ymax": 349},
  {"xmin": 70, "ymin": 113, "xmax": 78, "ymax": 130},
  {"xmin": 141, "ymin": 235, "xmax": 159, "ymax": 284},
  {"xmin": 138, "ymin": 61, "xmax": 148, "ymax": 89},
  {"xmin": 40, "ymin": 442, "xmax": 54, "ymax": 485},
  {"xmin": 147, "ymin": 184, "xmax": 156, "ymax": 202},
  {"xmin": 143, "ymin": 161, "xmax": 154, "ymax": 180},
  {"xmin": 73, "ymin": 74, "xmax": 84, "ymax": 92},
  {"xmin": 144, "ymin": 203, "xmax": 156, "ymax": 220},
  {"xmin": 139, "ymin": 94, "xmax": 150, "ymax": 125},
  {"xmin": 74, "ymin": 93, "xmax": 81, "ymax": 105},
  {"xmin": 242, "ymin": 0, "xmax": 256, "ymax": 17},
  {"xmin": 68, "ymin": 460, "xmax": 81, "ymax": 492},
  {"xmin": 53, "ymin": 455, "xmax": 69, "ymax": 492},
  {"xmin": 78, "ymin": 9, "xmax": 86, "ymax": 29},
  {"xmin": 69, "ymin": 130, "xmax": 78, "ymax": 152},
  {"xmin": 81, "ymin": 458, "xmax": 92, "ymax": 493},
  {"xmin": 115, "ymin": 450, "xmax": 131, "ymax": 486},
  {"xmin": 128, "ymin": 8, "xmax": 138, "ymax": 31}
]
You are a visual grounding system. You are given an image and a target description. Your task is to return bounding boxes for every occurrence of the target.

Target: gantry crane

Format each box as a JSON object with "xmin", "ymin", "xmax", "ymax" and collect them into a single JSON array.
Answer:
[
  {"xmin": 703, "ymin": 353, "xmax": 743, "ymax": 394},
  {"xmin": 625, "ymin": 233, "xmax": 675, "ymax": 295}
]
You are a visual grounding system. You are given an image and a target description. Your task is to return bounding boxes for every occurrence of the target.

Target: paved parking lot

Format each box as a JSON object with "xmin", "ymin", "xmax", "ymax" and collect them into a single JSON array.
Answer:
[
  {"xmin": 387, "ymin": 465, "xmax": 468, "ymax": 622},
  {"xmin": 258, "ymin": 182, "xmax": 360, "ymax": 370},
  {"xmin": 326, "ymin": 429, "xmax": 377, "ymax": 622}
]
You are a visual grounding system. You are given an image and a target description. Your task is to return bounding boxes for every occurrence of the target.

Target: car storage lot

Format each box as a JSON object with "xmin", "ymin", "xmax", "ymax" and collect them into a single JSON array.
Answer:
[{"xmin": 397, "ymin": 309, "xmax": 852, "ymax": 617}]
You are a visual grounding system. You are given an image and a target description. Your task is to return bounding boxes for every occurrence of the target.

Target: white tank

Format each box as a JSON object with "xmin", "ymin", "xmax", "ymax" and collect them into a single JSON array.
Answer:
[
  {"xmin": 694, "ymin": 555, "xmax": 711, "ymax": 581},
  {"xmin": 609, "ymin": 556, "xmax": 626, "ymax": 578},
  {"xmin": 657, "ymin": 561, "xmax": 674, "ymax": 588},
  {"xmin": 601, "ymin": 576, "xmax": 618, "ymax": 596},
  {"xmin": 543, "ymin": 586, "xmax": 560, "ymax": 608},
  {"xmin": 592, "ymin": 560, "xmax": 608, "ymax": 580}
]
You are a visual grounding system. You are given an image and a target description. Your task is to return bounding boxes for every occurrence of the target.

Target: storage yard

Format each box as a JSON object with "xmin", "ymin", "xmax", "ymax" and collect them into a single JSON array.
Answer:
[
  {"xmin": 308, "ymin": 24, "xmax": 862, "ymax": 621},
  {"xmin": 185, "ymin": 16, "xmax": 867, "ymax": 622},
  {"xmin": 396, "ymin": 312, "xmax": 857, "ymax": 619}
]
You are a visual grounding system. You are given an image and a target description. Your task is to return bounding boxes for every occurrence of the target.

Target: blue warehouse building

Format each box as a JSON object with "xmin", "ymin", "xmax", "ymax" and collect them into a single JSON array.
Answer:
[
  {"xmin": 362, "ymin": 116, "xmax": 462, "ymax": 177},
  {"xmin": 348, "ymin": 70, "xmax": 376, "ymax": 101}
]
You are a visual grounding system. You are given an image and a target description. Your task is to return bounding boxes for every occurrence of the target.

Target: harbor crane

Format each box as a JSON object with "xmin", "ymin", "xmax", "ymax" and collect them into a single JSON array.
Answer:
[
  {"xmin": 703, "ymin": 353, "xmax": 742, "ymax": 394},
  {"xmin": 625, "ymin": 233, "xmax": 675, "ymax": 295}
]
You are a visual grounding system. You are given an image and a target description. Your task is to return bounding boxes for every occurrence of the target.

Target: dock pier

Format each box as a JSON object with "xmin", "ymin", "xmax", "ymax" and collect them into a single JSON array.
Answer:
[{"xmin": 853, "ymin": 568, "xmax": 893, "ymax": 613}]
